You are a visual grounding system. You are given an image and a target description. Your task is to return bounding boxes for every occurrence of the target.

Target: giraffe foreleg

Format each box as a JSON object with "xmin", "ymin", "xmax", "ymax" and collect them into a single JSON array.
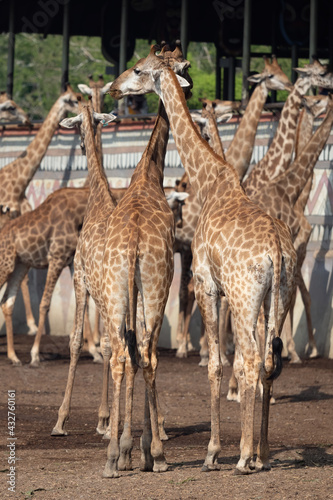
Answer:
[
  {"xmin": 176, "ymin": 248, "xmax": 193, "ymax": 358},
  {"xmin": 97, "ymin": 326, "xmax": 111, "ymax": 436},
  {"xmin": 51, "ymin": 265, "xmax": 86, "ymax": 436},
  {"xmin": 30, "ymin": 259, "xmax": 66, "ymax": 367},
  {"xmin": 142, "ymin": 358, "xmax": 168, "ymax": 473},
  {"xmin": 103, "ymin": 339, "xmax": 125, "ymax": 478},
  {"xmin": 193, "ymin": 271, "xmax": 221, "ymax": 471},
  {"xmin": 21, "ymin": 274, "xmax": 38, "ymax": 335},
  {"xmin": 1, "ymin": 262, "xmax": 30, "ymax": 366},
  {"xmin": 118, "ymin": 349, "xmax": 138, "ymax": 471},
  {"xmin": 232, "ymin": 316, "xmax": 261, "ymax": 475}
]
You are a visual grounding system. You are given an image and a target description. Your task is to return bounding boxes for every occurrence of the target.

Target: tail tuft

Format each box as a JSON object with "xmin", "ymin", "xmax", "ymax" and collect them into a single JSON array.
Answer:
[
  {"xmin": 267, "ymin": 337, "xmax": 283, "ymax": 381},
  {"xmin": 124, "ymin": 329, "xmax": 137, "ymax": 367}
]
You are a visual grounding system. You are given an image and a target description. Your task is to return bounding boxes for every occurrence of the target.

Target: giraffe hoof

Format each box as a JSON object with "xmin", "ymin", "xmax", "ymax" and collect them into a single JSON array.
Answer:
[
  {"xmin": 201, "ymin": 463, "xmax": 220, "ymax": 472},
  {"xmin": 30, "ymin": 359, "xmax": 41, "ymax": 368},
  {"xmin": 234, "ymin": 466, "xmax": 252, "ymax": 475},
  {"xmin": 153, "ymin": 460, "xmax": 169, "ymax": 473},
  {"xmin": 198, "ymin": 357, "xmax": 209, "ymax": 367},
  {"xmin": 11, "ymin": 358, "xmax": 22, "ymax": 367},
  {"xmin": 51, "ymin": 427, "xmax": 68, "ymax": 436},
  {"xmin": 175, "ymin": 350, "xmax": 187, "ymax": 358}
]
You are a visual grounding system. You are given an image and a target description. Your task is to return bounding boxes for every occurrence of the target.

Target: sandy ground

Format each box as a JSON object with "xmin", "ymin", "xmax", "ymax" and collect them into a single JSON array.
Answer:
[{"xmin": 1, "ymin": 334, "xmax": 333, "ymax": 500}]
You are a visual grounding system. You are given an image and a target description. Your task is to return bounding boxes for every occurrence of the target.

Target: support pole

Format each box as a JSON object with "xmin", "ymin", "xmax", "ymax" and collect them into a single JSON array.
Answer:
[
  {"xmin": 119, "ymin": 0, "xmax": 128, "ymax": 114},
  {"xmin": 309, "ymin": 0, "xmax": 318, "ymax": 61},
  {"xmin": 61, "ymin": 1, "xmax": 70, "ymax": 92},
  {"xmin": 215, "ymin": 43, "xmax": 221, "ymax": 99},
  {"xmin": 181, "ymin": 0, "xmax": 188, "ymax": 58},
  {"xmin": 228, "ymin": 57, "xmax": 235, "ymax": 101},
  {"xmin": 241, "ymin": 0, "xmax": 251, "ymax": 106},
  {"xmin": 7, "ymin": 0, "xmax": 15, "ymax": 98},
  {"xmin": 291, "ymin": 45, "xmax": 299, "ymax": 84}
]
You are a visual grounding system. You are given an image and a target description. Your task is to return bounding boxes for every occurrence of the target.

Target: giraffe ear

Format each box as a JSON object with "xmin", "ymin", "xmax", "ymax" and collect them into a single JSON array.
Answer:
[
  {"xmin": 78, "ymin": 84, "xmax": 93, "ymax": 96},
  {"xmin": 93, "ymin": 112, "xmax": 117, "ymax": 125},
  {"xmin": 101, "ymin": 82, "xmax": 112, "ymax": 95},
  {"xmin": 176, "ymin": 75, "xmax": 190, "ymax": 88},
  {"xmin": 60, "ymin": 114, "xmax": 83, "ymax": 128},
  {"xmin": 0, "ymin": 100, "xmax": 15, "ymax": 111},
  {"xmin": 216, "ymin": 112, "xmax": 233, "ymax": 123}
]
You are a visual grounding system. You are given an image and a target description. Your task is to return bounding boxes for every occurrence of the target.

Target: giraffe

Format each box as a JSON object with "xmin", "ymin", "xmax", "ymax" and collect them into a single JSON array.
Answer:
[
  {"xmin": 52, "ymin": 44, "xmax": 191, "ymax": 476},
  {"xmin": 0, "ymin": 183, "xmax": 108, "ymax": 366},
  {"xmin": 243, "ymin": 58, "xmax": 333, "ymax": 196},
  {"xmin": 0, "ymin": 86, "xmax": 79, "ymax": 342},
  {"xmin": 173, "ymin": 56, "xmax": 293, "ymax": 360},
  {"xmin": 191, "ymin": 92, "xmax": 333, "ymax": 401},
  {"xmin": 109, "ymin": 45, "xmax": 297, "ymax": 474},
  {"xmin": 52, "ymin": 99, "xmax": 185, "ymax": 477},
  {"xmin": 175, "ymin": 100, "xmax": 238, "ymax": 363},
  {"xmin": 247, "ymin": 93, "xmax": 333, "ymax": 361},
  {"xmin": 0, "ymin": 92, "xmax": 32, "ymax": 127},
  {"xmin": 288, "ymin": 93, "xmax": 330, "ymax": 359},
  {"xmin": 78, "ymin": 75, "xmax": 113, "ymax": 345}
]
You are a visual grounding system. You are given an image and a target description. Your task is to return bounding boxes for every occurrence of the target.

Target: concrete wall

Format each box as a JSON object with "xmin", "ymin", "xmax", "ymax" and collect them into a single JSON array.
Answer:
[{"xmin": 0, "ymin": 114, "xmax": 332, "ymax": 357}]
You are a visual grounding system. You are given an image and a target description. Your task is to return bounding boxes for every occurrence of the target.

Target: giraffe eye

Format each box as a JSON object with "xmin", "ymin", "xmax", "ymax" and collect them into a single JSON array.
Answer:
[{"xmin": 134, "ymin": 68, "xmax": 141, "ymax": 75}]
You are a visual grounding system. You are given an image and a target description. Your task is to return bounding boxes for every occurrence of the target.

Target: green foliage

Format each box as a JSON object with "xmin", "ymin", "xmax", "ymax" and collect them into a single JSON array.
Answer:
[{"xmin": 0, "ymin": 34, "xmax": 304, "ymax": 120}]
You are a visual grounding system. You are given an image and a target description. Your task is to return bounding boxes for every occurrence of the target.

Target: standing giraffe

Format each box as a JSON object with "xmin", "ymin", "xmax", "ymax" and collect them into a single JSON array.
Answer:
[
  {"xmin": 109, "ymin": 45, "xmax": 297, "ymax": 474},
  {"xmin": 0, "ymin": 86, "xmax": 79, "ymax": 340},
  {"xmin": 0, "ymin": 92, "xmax": 32, "ymax": 127},
  {"xmin": 173, "ymin": 56, "xmax": 292, "ymax": 359},
  {"xmin": 52, "ymin": 45, "xmax": 190, "ymax": 477},
  {"xmin": 78, "ymin": 75, "xmax": 112, "ymax": 344},
  {"xmin": 175, "ymin": 100, "xmax": 237, "ymax": 362},
  {"xmin": 192, "ymin": 92, "xmax": 333, "ymax": 399}
]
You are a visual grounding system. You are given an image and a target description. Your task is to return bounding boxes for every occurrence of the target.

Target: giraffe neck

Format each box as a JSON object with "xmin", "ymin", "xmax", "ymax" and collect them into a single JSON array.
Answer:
[
  {"xmin": 243, "ymin": 77, "xmax": 312, "ymax": 193},
  {"xmin": 225, "ymin": 82, "xmax": 268, "ymax": 180},
  {"xmin": 160, "ymin": 68, "xmax": 240, "ymax": 204},
  {"xmin": 295, "ymin": 108, "xmax": 314, "ymax": 159},
  {"xmin": 130, "ymin": 100, "xmax": 169, "ymax": 189},
  {"xmin": 4, "ymin": 97, "xmax": 68, "ymax": 196},
  {"xmin": 276, "ymin": 103, "xmax": 333, "ymax": 206},
  {"xmin": 204, "ymin": 112, "xmax": 225, "ymax": 159},
  {"xmin": 92, "ymin": 87, "xmax": 103, "ymax": 166},
  {"xmin": 82, "ymin": 107, "xmax": 115, "ymax": 209}
]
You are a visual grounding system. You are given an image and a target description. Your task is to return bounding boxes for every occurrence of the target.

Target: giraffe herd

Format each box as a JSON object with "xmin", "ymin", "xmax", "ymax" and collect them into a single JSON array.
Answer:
[{"xmin": 1, "ymin": 42, "xmax": 333, "ymax": 477}]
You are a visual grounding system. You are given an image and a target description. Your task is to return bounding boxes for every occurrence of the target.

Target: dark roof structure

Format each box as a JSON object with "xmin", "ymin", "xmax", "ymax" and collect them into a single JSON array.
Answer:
[{"xmin": 2, "ymin": 0, "xmax": 333, "ymax": 100}]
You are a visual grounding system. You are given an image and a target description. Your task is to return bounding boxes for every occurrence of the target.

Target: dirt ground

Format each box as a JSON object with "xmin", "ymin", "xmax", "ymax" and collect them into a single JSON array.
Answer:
[{"xmin": 1, "ymin": 334, "xmax": 333, "ymax": 500}]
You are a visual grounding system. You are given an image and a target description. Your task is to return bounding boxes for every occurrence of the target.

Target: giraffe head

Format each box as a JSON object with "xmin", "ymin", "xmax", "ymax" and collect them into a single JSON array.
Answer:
[
  {"xmin": 0, "ymin": 92, "xmax": 32, "ymax": 127},
  {"xmin": 78, "ymin": 74, "xmax": 112, "ymax": 111},
  {"xmin": 59, "ymin": 84, "xmax": 80, "ymax": 117},
  {"xmin": 109, "ymin": 45, "xmax": 190, "ymax": 101},
  {"xmin": 158, "ymin": 40, "xmax": 193, "ymax": 97},
  {"xmin": 59, "ymin": 97, "xmax": 117, "ymax": 154},
  {"xmin": 294, "ymin": 57, "xmax": 333, "ymax": 89},
  {"xmin": 209, "ymin": 98, "xmax": 242, "ymax": 117},
  {"xmin": 302, "ymin": 93, "xmax": 332, "ymax": 118},
  {"xmin": 165, "ymin": 189, "xmax": 189, "ymax": 228},
  {"xmin": 193, "ymin": 98, "xmax": 234, "ymax": 141},
  {"xmin": 248, "ymin": 55, "xmax": 293, "ymax": 92}
]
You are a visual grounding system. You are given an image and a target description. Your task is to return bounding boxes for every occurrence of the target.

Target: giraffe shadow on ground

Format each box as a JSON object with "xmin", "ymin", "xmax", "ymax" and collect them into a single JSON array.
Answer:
[
  {"xmin": 271, "ymin": 446, "xmax": 333, "ymax": 470},
  {"xmin": 275, "ymin": 384, "xmax": 333, "ymax": 404}
]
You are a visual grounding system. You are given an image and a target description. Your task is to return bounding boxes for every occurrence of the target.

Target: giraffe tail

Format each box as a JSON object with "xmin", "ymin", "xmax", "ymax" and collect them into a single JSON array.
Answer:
[
  {"xmin": 267, "ymin": 235, "xmax": 283, "ymax": 381},
  {"xmin": 126, "ymin": 218, "xmax": 139, "ymax": 367}
]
